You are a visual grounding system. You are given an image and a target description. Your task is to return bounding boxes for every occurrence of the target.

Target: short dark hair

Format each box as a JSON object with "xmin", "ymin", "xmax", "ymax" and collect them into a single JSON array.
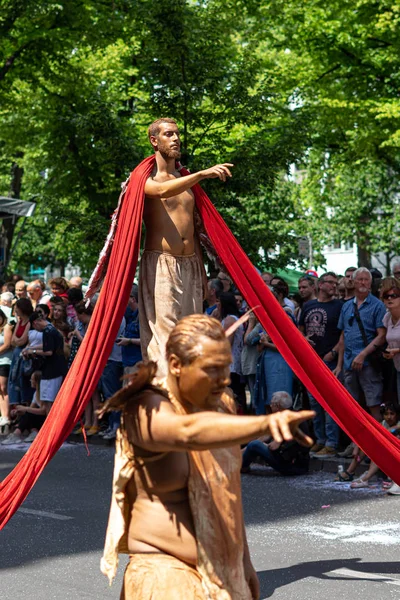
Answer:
[
  {"xmin": 271, "ymin": 278, "xmax": 289, "ymax": 298},
  {"xmin": 147, "ymin": 118, "xmax": 178, "ymax": 141},
  {"xmin": 298, "ymin": 276, "xmax": 316, "ymax": 286},
  {"xmin": 130, "ymin": 284, "xmax": 139, "ymax": 302},
  {"xmin": 36, "ymin": 303, "xmax": 50, "ymax": 317},
  {"xmin": 380, "ymin": 402, "xmax": 400, "ymax": 421},
  {"xmin": 319, "ymin": 271, "xmax": 337, "ymax": 284},
  {"xmin": 75, "ymin": 300, "xmax": 94, "ymax": 316},
  {"xmin": 16, "ymin": 297, "xmax": 33, "ymax": 317},
  {"xmin": 67, "ymin": 287, "xmax": 83, "ymax": 305},
  {"xmin": 29, "ymin": 310, "xmax": 42, "ymax": 324},
  {"xmin": 209, "ymin": 278, "xmax": 223, "ymax": 296},
  {"xmin": 345, "ymin": 266, "xmax": 357, "ymax": 274}
]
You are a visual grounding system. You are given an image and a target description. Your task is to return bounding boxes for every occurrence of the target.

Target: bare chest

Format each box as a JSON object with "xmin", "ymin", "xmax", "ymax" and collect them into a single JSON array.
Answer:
[{"xmin": 133, "ymin": 449, "xmax": 190, "ymax": 497}]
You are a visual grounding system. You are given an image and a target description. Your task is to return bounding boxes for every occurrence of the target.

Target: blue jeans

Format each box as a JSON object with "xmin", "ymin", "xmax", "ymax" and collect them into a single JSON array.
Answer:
[
  {"xmin": 99, "ymin": 360, "xmax": 123, "ymax": 431},
  {"xmin": 242, "ymin": 440, "xmax": 307, "ymax": 476},
  {"xmin": 254, "ymin": 349, "xmax": 293, "ymax": 414},
  {"xmin": 8, "ymin": 347, "xmax": 34, "ymax": 405},
  {"xmin": 308, "ymin": 360, "xmax": 339, "ymax": 448}
]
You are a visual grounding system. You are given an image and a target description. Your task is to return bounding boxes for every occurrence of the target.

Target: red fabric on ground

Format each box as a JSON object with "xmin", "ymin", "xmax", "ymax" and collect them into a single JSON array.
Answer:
[{"xmin": 1, "ymin": 154, "xmax": 399, "ymax": 529}]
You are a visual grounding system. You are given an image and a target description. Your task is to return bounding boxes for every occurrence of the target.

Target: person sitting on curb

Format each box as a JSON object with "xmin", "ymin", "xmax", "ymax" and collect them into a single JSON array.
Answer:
[
  {"xmin": 335, "ymin": 403, "xmax": 400, "ymax": 490},
  {"xmin": 2, "ymin": 371, "xmax": 45, "ymax": 445},
  {"xmin": 241, "ymin": 391, "xmax": 311, "ymax": 476}
]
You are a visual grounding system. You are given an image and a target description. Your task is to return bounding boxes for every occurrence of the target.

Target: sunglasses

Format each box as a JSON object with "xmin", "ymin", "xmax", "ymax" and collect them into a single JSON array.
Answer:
[{"xmin": 383, "ymin": 293, "xmax": 400, "ymax": 300}]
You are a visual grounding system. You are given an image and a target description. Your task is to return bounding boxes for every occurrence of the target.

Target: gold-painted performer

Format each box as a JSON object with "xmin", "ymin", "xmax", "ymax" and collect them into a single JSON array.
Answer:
[
  {"xmin": 101, "ymin": 314, "xmax": 314, "ymax": 599},
  {"xmin": 139, "ymin": 118, "xmax": 233, "ymax": 376}
]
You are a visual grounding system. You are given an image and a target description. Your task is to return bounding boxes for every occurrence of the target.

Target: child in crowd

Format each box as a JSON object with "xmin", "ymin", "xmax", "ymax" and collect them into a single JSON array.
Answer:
[
  {"xmin": 2, "ymin": 371, "xmax": 45, "ymax": 445},
  {"xmin": 336, "ymin": 403, "xmax": 400, "ymax": 490}
]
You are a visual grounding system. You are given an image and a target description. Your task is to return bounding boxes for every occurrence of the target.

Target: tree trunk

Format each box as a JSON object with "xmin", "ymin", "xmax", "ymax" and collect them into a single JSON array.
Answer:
[
  {"xmin": 59, "ymin": 259, "xmax": 66, "ymax": 277},
  {"xmin": 3, "ymin": 158, "xmax": 24, "ymax": 274},
  {"xmin": 357, "ymin": 245, "xmax": 372, "ymax": 269}
]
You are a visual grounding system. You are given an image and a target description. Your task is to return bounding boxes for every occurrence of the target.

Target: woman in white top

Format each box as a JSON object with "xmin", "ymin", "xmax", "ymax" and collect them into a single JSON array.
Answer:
[
  {"xmin": 0, "ymin": 309, "xmax": 13, "ymax": 428},
  {"xmin": 381, "ymin": 277, "xmax": 400, "ymax": 399}
]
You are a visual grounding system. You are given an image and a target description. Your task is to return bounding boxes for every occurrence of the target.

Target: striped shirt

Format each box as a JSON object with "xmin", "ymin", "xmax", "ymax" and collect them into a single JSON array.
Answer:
[{"xmin": 338, "ymin": 294, "xmax": 386, "ymax": 371}]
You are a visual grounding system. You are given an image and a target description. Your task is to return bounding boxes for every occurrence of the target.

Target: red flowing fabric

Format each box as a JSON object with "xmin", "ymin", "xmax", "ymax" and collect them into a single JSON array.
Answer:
[
  {"xmin": 1, "ymin": 154, "xmax": 399, "ymax": 529},
  {"xmin": 0, "ymin": 156, "xmax": 154, "ymax": 528},
  {"xmin": 182, "ymin": 169, "xmax": 400, "ymax": 485}
]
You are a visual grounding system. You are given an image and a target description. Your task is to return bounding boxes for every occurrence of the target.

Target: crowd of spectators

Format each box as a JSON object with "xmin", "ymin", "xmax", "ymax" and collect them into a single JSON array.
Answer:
[
  {"xmin": 206, "ymin": 266, "xmax": 400, "ymax": 495},
  {"xmin": 0, "ymin": 275, "xmax": 141, "ymax": 445},
  {"xmin": 0, "ymin": 265, "xmax": 399, "ymax": 495}
]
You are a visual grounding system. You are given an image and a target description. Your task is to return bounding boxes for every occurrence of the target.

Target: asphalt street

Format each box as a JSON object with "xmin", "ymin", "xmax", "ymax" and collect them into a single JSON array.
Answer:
[{"xmin": 1, "ymin": 443, "xmax": 399, "ymax": 600}]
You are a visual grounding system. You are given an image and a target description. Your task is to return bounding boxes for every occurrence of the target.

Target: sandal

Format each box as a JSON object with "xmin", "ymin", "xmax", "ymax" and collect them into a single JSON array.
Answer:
[
  {"xmin": 351, "ymin": 478, "xmax": 369, "ymax": 489},
  {"xmin": 335, "ymin": 470, "xmax": 354, "ymax": 482}
]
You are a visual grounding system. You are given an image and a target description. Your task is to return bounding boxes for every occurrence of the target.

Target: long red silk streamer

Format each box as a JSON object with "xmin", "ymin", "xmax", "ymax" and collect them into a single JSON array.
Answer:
[
  {"xmin": 0, "ymin": 156, "xmax": 153, "ymax": 528},
  {"xmin": 1, "ymin": 155, "xmax": 399, "ymax": 528},
  {"xmin": 183, "ymin": 168, "xmax": 400, "ymax": 485}
]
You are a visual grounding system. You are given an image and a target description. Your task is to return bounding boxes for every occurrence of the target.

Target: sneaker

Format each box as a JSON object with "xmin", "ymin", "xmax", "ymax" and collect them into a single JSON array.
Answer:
[
  {"xmin": 350, "ymin": 478, "xmax": 370, "ymax": 489},
  {"xmin": 86, "ymin": 426, "xmax": 100, "ymax": 437},
  {"xmin": 382, "ymin": 480, "xmax": 393, "ymax": 489},
  {"xmin": 0, "ymin": 416, "xmax": 10, "ymax": 427},
  {"xmin": 24, "ymin": 431, "xmax": 38, "ymax": 443},
  {"xmin": 337, "ymin": 442, "xmax": 355, "ymax": 458},
  {"xmin": 314, "ymin": 446, "xmax": 337, "ymax": 458},
  {"xmin": 1, "ymin": 432, "xmax": 22, "ymax": 445},
  {"xmin": 103, "ymin": 429, "xmax": 117, "ymax": 441},
  {"xmin": 310, "ymin": 443, "xmax": 325, "ymax": 453},
  {"xmin": 387, "ymin": 482, "xmax": 400, "ymax": 495},
  {"xmin": 98, "ymin": 428, "xmax": 111, "ymax": 437}
]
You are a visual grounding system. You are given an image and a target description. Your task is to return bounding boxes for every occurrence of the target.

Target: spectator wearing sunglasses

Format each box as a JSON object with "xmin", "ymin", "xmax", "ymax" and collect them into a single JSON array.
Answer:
[
  {"xmin": 217, "ymin": 271, "xmax": 233, "ymax": 293},
  {"xmin": 337, "ymin": 267, "xmax": 386, "ymax": 421},
  {"xmin": 381, "ymin": 278, "xmax": 400, "ymax": 401}
]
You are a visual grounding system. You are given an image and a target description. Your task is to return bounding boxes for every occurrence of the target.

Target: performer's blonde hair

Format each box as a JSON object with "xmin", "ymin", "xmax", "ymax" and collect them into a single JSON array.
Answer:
[
  {"xmin": 166, "ymin": 314, "xmax": 227, "ymax": 365},
  {"xmin": 147, "ymin": 117, "xmax": 178, "ymax": 140}
]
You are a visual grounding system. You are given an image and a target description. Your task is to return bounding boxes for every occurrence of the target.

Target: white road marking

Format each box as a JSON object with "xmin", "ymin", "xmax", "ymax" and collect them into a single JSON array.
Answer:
[
  {"xmin": 304, "ymin": 522, "xmax": 400, "ymax": 545},
  {"xmin": 329, "ymin": 568, "xmax": 400, "ymax": 587},
  {"xmin": 18, "ymin": 508, "xmax": 73, "ymax": 521}
]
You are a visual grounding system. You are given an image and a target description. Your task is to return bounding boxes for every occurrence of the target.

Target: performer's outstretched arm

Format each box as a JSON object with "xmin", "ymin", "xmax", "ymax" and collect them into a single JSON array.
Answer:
[
  {"xmin": 126, "ymin": 392, "xmax": 314, "ymax": 453},
  {"xmin": 145, "ymin": 163, "xmax": 233, "ymax": 199}
]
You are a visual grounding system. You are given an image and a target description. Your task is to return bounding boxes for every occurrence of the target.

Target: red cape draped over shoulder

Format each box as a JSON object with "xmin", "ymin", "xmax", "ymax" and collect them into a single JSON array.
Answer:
[{"xmin": 0, "ymin": 155, "xmax": 399, "ymax": 529}]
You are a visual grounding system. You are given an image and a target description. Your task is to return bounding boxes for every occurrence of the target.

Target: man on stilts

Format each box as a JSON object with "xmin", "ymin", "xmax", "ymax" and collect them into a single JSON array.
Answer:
[{"xmin": 140, "ymin": 118, "xmax": 233, "ymax": 375}]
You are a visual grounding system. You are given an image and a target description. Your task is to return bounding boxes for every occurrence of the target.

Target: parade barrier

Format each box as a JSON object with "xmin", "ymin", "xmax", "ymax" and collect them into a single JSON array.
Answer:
[{"xmin": 0, "ymin": 155, "xmax": 399, "ymax": 528}]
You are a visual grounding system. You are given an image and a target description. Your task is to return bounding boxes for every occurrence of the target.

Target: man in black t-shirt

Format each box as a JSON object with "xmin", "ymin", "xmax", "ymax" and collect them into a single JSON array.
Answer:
[
  {"xmin": 24, "ymin": 312, "xmax": 67, "ymax": 412},
  {"xmin": 299, "ymin": 272, "xmax": 343, "ymax": 457}
]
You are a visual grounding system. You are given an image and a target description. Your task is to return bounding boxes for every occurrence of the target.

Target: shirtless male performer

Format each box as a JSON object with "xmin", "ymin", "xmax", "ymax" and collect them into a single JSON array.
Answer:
[
  {"xmin": 101, "ymin": 314, "xmax": 314, "ymax": 599},
  {"xmin": 139, "ymin": 118, "xmax": 233, "ymax": 376}
]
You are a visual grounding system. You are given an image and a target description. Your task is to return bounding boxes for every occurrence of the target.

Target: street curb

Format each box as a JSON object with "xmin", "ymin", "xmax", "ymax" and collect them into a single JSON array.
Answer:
[{"xmin": 66, "ymin": 434, "xmax": 368, "ymax": 477}]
